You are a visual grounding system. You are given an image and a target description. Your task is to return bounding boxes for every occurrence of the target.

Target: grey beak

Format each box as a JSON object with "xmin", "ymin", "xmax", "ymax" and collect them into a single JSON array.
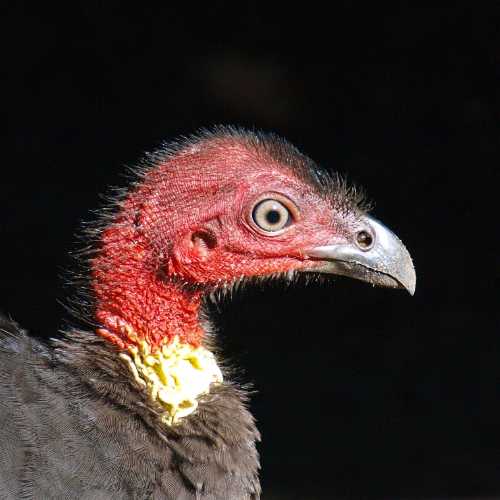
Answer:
[{"xmin": 306, "ymin": 216, "xmax": 416, "ymax": 295}]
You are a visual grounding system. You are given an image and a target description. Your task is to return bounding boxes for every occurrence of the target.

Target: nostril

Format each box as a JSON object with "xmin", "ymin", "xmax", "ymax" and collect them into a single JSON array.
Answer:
[{"xmin": 356, "ymin": 230, "xmax": 374, "ymax": 250}]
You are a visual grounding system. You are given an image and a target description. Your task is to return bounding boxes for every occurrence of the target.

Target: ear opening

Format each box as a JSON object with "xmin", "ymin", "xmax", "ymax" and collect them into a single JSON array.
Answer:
[{"xmin": 191, "ymin": 230, "xmax": 217, "ymax": 260}]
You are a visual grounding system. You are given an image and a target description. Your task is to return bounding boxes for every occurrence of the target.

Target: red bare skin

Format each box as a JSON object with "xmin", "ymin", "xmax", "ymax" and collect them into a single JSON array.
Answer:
[{"xmin": 92, "ymin": 136, "xmax": 357, "ymax": 351}]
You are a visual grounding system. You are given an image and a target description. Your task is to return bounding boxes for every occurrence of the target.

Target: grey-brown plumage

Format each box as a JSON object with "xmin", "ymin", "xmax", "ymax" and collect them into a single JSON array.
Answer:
[{"xmin": 0, "ymin": 316, "xmax": 260, "ymax": 499}]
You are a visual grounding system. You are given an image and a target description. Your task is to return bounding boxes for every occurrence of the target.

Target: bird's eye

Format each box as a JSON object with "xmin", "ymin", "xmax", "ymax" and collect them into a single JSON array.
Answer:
[{"xmin": 252, "ymin": 199, "xmax": 292, "ymax": 233}]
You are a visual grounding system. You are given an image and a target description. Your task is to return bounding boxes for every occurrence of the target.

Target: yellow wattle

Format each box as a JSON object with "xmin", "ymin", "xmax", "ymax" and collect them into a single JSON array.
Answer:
[{"xmin": 119, "ymin": 336, "xmax": 223, "ymax": 425}]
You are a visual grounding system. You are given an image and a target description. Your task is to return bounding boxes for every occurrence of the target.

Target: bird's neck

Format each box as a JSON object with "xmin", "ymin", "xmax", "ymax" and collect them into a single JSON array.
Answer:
[
  {"xmin": 91, "ymin": 220, "xmax": 224, "ymax": 426},
  {"xmin": 92, "ymin": 220, "xmax": 205, "ymax": 353}
]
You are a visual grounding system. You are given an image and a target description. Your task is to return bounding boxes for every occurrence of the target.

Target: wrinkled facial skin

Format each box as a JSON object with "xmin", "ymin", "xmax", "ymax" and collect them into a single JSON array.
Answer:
[
  {"xmin": 134, "ymin": 141, "xmax": 362, "ymax": 287},
  {"xmin": 169, "ymin": 175, "xmax": 358, "ymax": 285}
]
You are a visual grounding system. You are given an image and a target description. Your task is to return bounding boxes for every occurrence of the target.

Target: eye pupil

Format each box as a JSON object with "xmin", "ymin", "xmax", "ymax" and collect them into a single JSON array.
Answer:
[{"xmin": 266, "ymin": 210, "xmax": 281, "ymax": 225}]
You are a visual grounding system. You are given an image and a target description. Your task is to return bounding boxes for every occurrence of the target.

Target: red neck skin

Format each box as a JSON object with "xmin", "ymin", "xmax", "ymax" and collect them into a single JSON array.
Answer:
[{"xmin": 92, "ymin": 203, "xmax": 205, "ymax": 353}]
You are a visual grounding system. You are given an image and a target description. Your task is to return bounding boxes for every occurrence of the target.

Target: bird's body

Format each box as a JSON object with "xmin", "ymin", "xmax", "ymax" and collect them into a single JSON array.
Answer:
[
  {"xmin": 0, "ymin": 128, "xmax": 415, "ymax": 498},
  {"xmin": 0, "ymin": 317, "xmax": 259, "ymax": 499}
]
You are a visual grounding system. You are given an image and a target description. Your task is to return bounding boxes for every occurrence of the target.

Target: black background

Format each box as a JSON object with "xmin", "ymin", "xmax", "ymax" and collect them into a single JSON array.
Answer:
[{"xmin": 3, "ymin": 3, "xmax": 499, "ymax": 499}]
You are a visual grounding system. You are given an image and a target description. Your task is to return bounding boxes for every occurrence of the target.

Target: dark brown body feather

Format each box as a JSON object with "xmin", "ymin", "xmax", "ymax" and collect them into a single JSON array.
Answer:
[{"xmin": 0, "ymin": 315, "xmax": 260, "ymax": 499}]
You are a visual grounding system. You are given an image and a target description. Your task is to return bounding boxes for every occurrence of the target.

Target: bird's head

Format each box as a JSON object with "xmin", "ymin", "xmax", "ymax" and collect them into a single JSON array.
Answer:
[
  {"xmin": 88, "ymin": 127, "xmax": 415, "ymax": 425},
  {"xmin": 91, "ymin": 128, "xmax": 415, "ymax": 352}
]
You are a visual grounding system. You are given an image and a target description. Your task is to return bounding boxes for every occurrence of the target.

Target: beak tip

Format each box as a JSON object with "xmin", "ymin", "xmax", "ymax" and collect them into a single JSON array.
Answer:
[
  {"xmin": 396, "ymin": 257, "xmax": 416, "ymax": 296},
  {"xmin": 402, "ymin": 259, "xmax": 416, "ymax": 296}
]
